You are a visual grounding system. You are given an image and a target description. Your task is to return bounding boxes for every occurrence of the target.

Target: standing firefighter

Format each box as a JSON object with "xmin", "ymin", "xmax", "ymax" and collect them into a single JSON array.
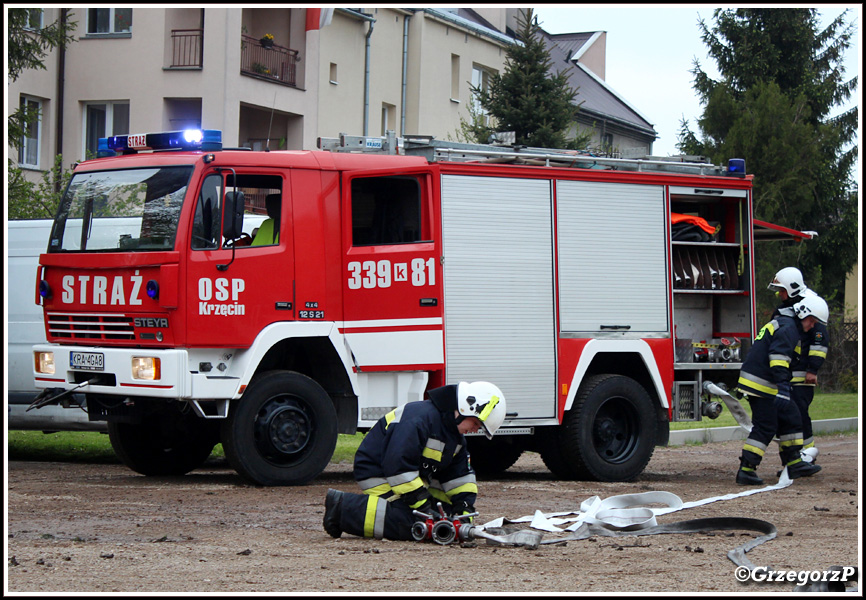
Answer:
[
  {"xmin": 323, "ymin": 382, "xmax": 506, "ymax": 540},
  {"xmin": 767, "ymin": 267, "xmax": 830, "ymax": 464},
  {"xmin": 735, "ymin": 294, "xmax": 829, "ymax": 485}
]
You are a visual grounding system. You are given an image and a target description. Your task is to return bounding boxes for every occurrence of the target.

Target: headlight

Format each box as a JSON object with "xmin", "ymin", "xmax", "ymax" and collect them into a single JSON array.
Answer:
[
  {"xmin": 132, "ymin": 357, "xmax": 161, "ymax": 380},
  {"xmin": 35, "ymin": 352, "xmax": 55, "ymax": 375}
]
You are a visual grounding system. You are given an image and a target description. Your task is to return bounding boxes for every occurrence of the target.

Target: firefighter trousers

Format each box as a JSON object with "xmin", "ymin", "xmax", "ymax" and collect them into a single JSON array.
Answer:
[
  {"xmin": 793, "ymin": 385, "xmax": 815, "ymax": 449},
  {"xmin": 740, "ymin": 394, "xmax": 804, "ymax": 470},
  {"xmin": 337, "ymin": 491, "xmax": 420, "ymax": 541}
]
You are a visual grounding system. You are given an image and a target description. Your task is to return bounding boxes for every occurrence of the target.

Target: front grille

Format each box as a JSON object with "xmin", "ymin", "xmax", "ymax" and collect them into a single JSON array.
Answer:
[{"xmin": 47, "ymin": 312, "xmax": 135, "ymax": 341}]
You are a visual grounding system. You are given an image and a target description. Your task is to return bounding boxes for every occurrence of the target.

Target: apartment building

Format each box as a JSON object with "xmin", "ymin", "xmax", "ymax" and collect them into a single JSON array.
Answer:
[
  {"xmin": 9, "ymin": 7, "xmax": 658, "ymax": 179},
  {"xmin": 8, "ymin": 8, "xmax": 520, "ymax": 168}
]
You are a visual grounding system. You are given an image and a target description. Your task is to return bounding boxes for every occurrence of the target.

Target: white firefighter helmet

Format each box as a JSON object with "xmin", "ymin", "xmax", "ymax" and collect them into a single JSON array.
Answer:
[
  {"xmin": 793, "ymin": 294, "xmax": 829, "ymax": 324},
  {"xmin": 456, "ymin": 381, "xmax": 506, "ymax": 440},
  {"xmin": 801, "ymin": 446, "xmax": 819, "ymax": 463},
  {"xmin": 767, "ymin": 267, "xmax": 807, "ymax": 298}
]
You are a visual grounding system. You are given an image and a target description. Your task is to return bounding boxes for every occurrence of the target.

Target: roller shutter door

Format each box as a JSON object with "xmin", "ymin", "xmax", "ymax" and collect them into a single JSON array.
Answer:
[
  {"xmin": 556, "ymin": 180, "xmax": 669, "ymax": 333},
  {"xmin": 441, "ymin": 175, "xmax": 556, "ymax": 420}
]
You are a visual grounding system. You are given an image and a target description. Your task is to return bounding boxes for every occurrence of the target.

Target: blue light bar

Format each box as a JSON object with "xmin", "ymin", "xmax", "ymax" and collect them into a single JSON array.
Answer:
[
  {"xmin": 727, "ymin": 158, "xmax": 746, "ymax": 176},
  {"xmin": 97, "ymin": 129, "xmax": 222, "ymax": 157}
]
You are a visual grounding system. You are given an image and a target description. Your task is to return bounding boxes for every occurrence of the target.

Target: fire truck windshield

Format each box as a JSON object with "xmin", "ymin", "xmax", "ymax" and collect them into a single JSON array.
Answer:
[{"xmin": 48, "ymin": 166, "xmax": 193, "ymax": 253}]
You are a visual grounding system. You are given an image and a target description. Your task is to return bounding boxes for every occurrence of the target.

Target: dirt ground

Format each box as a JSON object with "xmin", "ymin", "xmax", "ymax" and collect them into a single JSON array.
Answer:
[{"xmin": 5, "ymin": 431, "xmax": 861, "ymax": 595}]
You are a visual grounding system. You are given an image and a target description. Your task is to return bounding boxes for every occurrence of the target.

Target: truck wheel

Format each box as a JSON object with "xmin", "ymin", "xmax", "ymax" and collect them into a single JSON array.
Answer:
[
  {"xmin": 540, "ymin": 375, "xmax": 657, "ymax": 482},
  {"xmin": 221, "ymin": 371, "xmax": 337, "ymax": 486},
  {"xmin": 465, "ymin": 436, "xmax": 524, "ymax": 477},
  {"xmin": 108, "ymin": 410, "xmax": 218, "ymax": 476}
]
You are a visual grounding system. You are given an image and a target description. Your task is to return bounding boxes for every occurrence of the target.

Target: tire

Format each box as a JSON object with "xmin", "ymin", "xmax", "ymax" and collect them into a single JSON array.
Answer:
[
  {"xmin": 465, "ymin": 436, "xmax": 524, "ymax": 478},
  {"xmin": 108, "ymin": 410, "xmax": 218, "ymax": 476},
  {"xmin": 221, "ymin": 371, "xmax": 338, "ymax": 486},
  {"xmin": 541, "ymin": 375, "xmax": 657, "ymax": 482}
]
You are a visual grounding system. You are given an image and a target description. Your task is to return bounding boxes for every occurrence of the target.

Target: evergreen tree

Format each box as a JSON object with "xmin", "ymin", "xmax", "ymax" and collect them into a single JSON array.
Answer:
[
  {"xmin": 470, "ymin": 8, "xmax": 589, "ymax": 149},
  {"xmin": 678, "ymin": 8, "xmax": 858, "ymax": 315}
]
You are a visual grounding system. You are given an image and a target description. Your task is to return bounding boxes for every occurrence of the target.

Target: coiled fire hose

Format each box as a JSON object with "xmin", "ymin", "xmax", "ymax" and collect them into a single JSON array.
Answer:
[{"xmin": 412, "ymin": 470, "xmax": 857, "ymax": 591}]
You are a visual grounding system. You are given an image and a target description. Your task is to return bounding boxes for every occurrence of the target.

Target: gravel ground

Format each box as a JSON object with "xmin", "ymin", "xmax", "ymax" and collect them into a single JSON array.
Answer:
[{"xmin": 5, "ymin": 431, "xmax": 860, "ymax": 595}]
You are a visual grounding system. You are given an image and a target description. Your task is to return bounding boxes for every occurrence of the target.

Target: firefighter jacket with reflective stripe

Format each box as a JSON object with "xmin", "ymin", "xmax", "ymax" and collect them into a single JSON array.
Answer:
[
  {"xmin": 737, "ymin": 315, "xmax": 803, "ymax": 400},
  {"xmin": 773, "ymin": 304, "xmax": 829, "ymax": 383},
  {"xmin": 353, "ymin": 385, "xmax": 477, "ymax": 512}
]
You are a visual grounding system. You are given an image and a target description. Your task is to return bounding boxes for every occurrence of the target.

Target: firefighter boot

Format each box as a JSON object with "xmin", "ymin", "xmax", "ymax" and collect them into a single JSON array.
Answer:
[
  {"xmin": 786, "ymin": 461, "xmax": 822, "ymax": 480},
  {"xmin": 736, "ymin": 458, "xmax": 763, "ymax": 486},
  {"xmin": 323, "ymin": 489, "xmax": 344, "ymax": 538}
]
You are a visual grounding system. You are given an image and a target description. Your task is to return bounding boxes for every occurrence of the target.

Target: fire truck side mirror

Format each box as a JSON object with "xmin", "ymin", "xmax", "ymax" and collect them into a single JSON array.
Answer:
[{"xmin": 223, "ymin": 191, "xmax": 245, "ymax": 240}]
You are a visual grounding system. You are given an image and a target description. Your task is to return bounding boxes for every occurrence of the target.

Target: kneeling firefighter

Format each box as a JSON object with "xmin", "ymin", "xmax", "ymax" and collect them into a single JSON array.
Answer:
[{"xmin": 323, "ymin": 381, "xmax": 506, "ymax": 540}]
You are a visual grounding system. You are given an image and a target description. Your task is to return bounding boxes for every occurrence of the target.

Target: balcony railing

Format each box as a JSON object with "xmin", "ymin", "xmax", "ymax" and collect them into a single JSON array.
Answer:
[
  {"xmin": 241, "ymin": 35, "xmax": 299, "ymax": 86},
  {"xmin": 171, "ymin": 29, "xmax": 203, "ymax": 68}
]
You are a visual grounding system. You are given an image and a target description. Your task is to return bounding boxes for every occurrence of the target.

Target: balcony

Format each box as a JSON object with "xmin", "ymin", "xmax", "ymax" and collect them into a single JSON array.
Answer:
[
  {"xmin": 170, "ymin": 28, "xmax": 203, "ymax": 68},
  {"xmin": 240, "ymin": 35, "xmax": 299, "ymax": 87}
]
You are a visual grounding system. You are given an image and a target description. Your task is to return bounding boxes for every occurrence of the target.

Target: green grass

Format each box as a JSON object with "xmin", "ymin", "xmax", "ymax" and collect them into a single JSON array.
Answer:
[
  {"xmin": 7, "ymin": 393, "xmax": 857, "ymax": 463},
  {"xmin": 670, "ymin": 392, "xmax": 858, "ymax": 430}
]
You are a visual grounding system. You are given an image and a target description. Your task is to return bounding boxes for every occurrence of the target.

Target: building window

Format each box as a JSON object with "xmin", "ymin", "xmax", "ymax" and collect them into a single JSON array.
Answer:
[
  {"xmin": 83, "ymin": 102, "xmax": 129, "ymax": 158},
  {"xmin": 23, "ymin": 8, "xmax": 43, "ymax": 30},
  {"xmin": 451, "ymin": 55, "xmax": 460, "ymax": 101},
  {"xmin": 87, "ymin": 8, "xmax": 133, "ymax": 34},
  {"xmin": 601, "ymin": 133, "xmax": 614, "ymax": 152},
  {"xmin": 381, "ymin": 103, "xmax": 396, "ymax": 136},
  {"xmin": 471, "ymin": 65, "xmax": 494, "ymax": 124},
  {"xmin": 18, "ymin": 96, "xmax": 42, "ymax": 168}
]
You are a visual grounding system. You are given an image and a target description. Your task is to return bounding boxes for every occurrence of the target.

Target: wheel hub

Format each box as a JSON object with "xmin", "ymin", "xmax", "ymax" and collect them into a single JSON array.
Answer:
[
  {"xmin": 254, "ymin": 397, "xmax": 312, "ymax": 462},
  {"xmin": 593, "ymin": 399, "xmax": 637, "ymax": 463}
]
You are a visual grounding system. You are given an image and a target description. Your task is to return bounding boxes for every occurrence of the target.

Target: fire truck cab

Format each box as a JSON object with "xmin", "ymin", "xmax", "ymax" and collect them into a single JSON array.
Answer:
[{"xmin": 31, "ymin": 129, "xmax": 806, "ymax": 486}]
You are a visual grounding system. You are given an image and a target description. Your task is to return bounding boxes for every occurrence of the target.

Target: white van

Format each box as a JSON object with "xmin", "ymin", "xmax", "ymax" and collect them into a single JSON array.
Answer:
[{"xmin": 6, "ymin": 219, "xmax": 105, "ymax": 431}]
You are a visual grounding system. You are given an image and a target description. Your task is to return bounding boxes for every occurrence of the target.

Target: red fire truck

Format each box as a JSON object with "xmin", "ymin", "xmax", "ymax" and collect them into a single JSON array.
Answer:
[{"xmin": 31, "ymin": 129, "xmax": 812, "ymax": 486}]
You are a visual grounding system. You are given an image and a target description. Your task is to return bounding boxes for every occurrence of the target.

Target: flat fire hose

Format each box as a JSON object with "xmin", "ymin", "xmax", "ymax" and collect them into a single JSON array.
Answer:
[
  {"xmin": 477, "ymin": 472, "xmax": 797, "ymax": 571},
  {"xmin": 545, "ymin": 516, "xmax": 776, "ymax": 572},
  {"xmin": 704, "ymin": 381, "xmax": 752, "ymax": 432}
]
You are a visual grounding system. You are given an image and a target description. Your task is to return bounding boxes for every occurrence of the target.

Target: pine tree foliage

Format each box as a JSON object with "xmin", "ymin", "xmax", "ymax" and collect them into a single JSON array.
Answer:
[
  {"xmin": 470, "ymin": 8, "xmax": 589, "ymax": 149},
  {"xmin": 678, "ymin": 8, "xmax": 858, "ymax": 310}
]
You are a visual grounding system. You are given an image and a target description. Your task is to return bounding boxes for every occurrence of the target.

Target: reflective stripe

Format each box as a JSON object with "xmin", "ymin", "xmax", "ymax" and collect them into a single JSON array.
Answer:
[
  {"xmin": 743, "ymin": 444, "xmax": 766, "ymax": 457},
  {"xmin": 769, "ymin": 360, "xmax": 789, "ymax": 368},
  {"xmin": 478, "ymin": 395, "xmax": 501, "ymax": 422},
  {"xmin": 357, "ymin": 477, "xmax": 391, "ymax": 495},
  {"xmin": 809, "ymin": 346, "xmax": 828, "ymax": 358},
  {"xmin": 363, "ymin": 495, "xmax": 387, "ymax": 539},
  {"xmin": 446, "ymin": 482, "xmax": 478, "ymax": 497},
  {"xmin": 384, "ymin": 406, "xmax": 404, "ymax": 430},
  {"xmin": 422, "ymin": 438, "xmax": 445, "ymax": 462},
  {"xmin": 453, "ymin": 443, "xmax": 463, "ymax": 456},
  {"xmin": 390, "ymin": 474, "xmax": 424, "ymax": 496},
  {"xmin": 441, "ymin": 473, "xmax": 477, "ymax": 494},
  {"xmin": 744, "ymin": 438, "xmax": 767, "ymax": 454},
  {"xmin": 429, "ymin": 488, "xmax": 450, "ymax": 503},
  {"xmin": 738, "ymin": 373, "xmax": 777, "ymax": 395},
  {"xmin": 779, "ymin": 436, "xmax": 804, "ymax": 448}
]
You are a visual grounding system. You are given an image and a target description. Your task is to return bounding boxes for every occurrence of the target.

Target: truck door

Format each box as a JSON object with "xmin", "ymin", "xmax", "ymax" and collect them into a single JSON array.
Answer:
[
  {"xmin": 186, "ymin": 170, "xmax": 294, "ymax": 347},
  {"xmin": 340, "ymin": 168, "xmax": 444, "ymax": 372}
]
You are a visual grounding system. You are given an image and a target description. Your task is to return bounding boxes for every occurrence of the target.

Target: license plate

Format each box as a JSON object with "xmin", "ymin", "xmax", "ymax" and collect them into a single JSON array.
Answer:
[{"xmin": 70, "ymin": 351, "xmax": 104, "ymax": 371}]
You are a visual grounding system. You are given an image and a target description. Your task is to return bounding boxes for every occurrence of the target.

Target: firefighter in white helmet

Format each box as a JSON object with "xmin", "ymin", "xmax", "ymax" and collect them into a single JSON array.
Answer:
[
  {"xmin": 735, "ymin": 293, "xmax": 828, "ymax": 484},
  {"xmin": 323, "ymin": 382, "xmax": 506, "ymax": 540},
  {"xmin": 768, "ymin": 267, "xmax": 830, "ymax": 464}
]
